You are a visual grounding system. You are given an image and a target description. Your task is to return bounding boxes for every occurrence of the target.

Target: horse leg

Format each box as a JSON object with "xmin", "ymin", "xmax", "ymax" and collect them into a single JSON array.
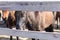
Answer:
[
  {"xmin": 32, "ymin": 39, "xmax": 35, "ymax": 40},
  {"xmin": 10, "ymin": 36, "xmax": 13, "ymax": 40},
  {"xmin": 10, "ymin": 27, "xmax": 13, "ymax": 40},
  {"xmin": 16, "ymin": 26, "xmax": 19, "ymax": 40},
  {"xmin": 6, "ymin": 22, "xmax": 13, "ymax": 40},
  {"xmin": 14, "ymin": 28, "xmax": 19, "ymax": 40},
  {"xmin": 16, "ymin": 28, "xmax": 19, "ymax": 40},
  {"xmin": 10, "ymin": 33, "xmax": 13, "ymax": 40},
  {"xmin": 10, "ymin": 31, "xmax": 13, "ymax": 39}
]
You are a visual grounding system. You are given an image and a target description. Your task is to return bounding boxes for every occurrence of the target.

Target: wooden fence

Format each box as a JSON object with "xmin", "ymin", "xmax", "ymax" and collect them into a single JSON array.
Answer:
[{"xmin": 0, "ymin": 28, "xmax": 60, "ymax": 40}]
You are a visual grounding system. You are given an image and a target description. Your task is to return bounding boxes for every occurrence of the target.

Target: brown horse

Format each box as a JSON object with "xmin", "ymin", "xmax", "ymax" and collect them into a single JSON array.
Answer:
[{"xmin": 2, "ymin": 10, "xmax": 16, "ymax": 40}]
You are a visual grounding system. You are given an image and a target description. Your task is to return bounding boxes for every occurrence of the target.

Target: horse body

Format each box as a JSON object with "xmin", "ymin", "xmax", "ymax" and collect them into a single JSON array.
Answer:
[
  {"xmin": 25, "ymin": 11, "xmax": 54, "ymax": 32},
  {"xmin": 39, "ymin": 11, "xmax": 54, "ymax": 31}
]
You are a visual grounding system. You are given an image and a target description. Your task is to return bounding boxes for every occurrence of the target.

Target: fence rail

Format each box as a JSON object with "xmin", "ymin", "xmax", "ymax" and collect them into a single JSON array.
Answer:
[
  {"xmin": 0, "ymin": 28, "xmax": 60, "ymax": 40},
  {"xmin": 0, "ymin": 2, "xmax": 60, "ymax": 11}
]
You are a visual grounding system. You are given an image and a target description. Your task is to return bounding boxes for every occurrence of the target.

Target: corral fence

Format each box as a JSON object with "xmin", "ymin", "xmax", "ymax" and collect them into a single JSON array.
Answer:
[
  {"xmin": 0, "ymin": 28, "xmax": 60, "ymax": 40},
  {"xmin": 0, "ymin": 2, "xmax": 60, "ymax": 40}
]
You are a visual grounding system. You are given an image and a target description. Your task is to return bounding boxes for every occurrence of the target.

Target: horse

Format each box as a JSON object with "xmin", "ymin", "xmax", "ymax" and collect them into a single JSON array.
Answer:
[
  {"xmin": 14, "ymin": 11, "xmax": 24, "ymax": 29},
  {"xmin": 2, "ymin": 10, "xmax": 17, "ymax": 40}
]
